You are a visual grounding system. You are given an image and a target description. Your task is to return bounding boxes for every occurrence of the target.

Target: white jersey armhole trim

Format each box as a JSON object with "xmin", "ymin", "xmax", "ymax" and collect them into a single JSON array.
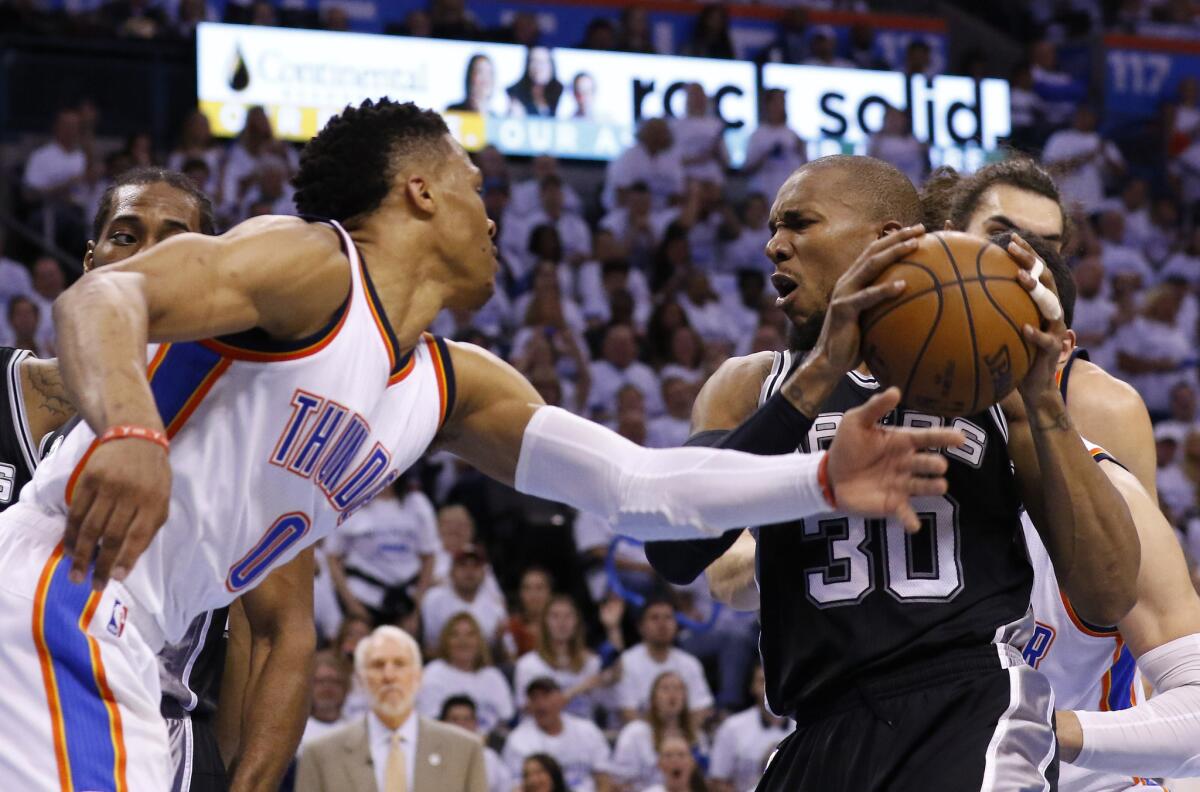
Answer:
[{"xmin": 6, "ymin": 349, "xmax": 37, "ymax": 474}]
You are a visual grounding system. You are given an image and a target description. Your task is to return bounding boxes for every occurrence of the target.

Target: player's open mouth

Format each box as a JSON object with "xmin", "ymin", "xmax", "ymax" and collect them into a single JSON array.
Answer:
[{"xmin": 771, "ymin": 272, "xmax": 800, "ymax": 306}]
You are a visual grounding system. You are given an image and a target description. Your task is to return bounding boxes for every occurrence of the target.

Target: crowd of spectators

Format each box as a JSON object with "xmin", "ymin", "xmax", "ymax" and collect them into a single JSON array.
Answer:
[{"xmin": 6, "ymin": 1, "xmax": 1200, "ymax": 790}]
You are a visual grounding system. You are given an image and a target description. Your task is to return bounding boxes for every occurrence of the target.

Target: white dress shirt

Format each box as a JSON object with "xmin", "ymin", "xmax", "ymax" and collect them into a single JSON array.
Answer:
[{"xmin": 367, "ymin": 709, "xmax": 418, "ymax": 792}]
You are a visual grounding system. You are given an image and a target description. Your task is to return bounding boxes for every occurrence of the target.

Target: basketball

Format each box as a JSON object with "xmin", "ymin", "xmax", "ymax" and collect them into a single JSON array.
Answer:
[{"xmin": 859, "ymin": 231, "xmax": 1041, "ymax": 417}]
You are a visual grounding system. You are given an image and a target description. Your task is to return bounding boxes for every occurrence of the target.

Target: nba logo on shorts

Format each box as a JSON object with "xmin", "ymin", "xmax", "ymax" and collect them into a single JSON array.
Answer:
[{"xmin": 107, "ymin": 599, "xmax": 128, "ymax": 638}]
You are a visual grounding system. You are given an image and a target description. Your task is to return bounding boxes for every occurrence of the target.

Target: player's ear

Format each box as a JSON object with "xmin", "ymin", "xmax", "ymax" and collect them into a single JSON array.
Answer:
[
  {"xmin": 1058, "ymin": 329, "xmax": 1077, "ymax": 365},
  {"xmin": 879, "ymin": 220, "xmax": 903, "ymax": 238},
  {"xmin": 82, "ymin": 241, "xmax": 96, "ymax": 273},
  {"xmin": 404, "ymin": 175, "xmax": 436, "ymax": 217}
]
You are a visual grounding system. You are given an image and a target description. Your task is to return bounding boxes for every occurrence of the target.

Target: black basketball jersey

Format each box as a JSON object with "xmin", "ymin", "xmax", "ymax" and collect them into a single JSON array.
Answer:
[
  {"xmin": 755, "ymin": 352, "xmax": 1034, "ymax": 717},
  {"xmin": 159, "ymin": 606, "xmax": 231, "ymax": 720},
  {"xmin": 0, "ymin": 347, "xmax": 41, "ymax": 513}
]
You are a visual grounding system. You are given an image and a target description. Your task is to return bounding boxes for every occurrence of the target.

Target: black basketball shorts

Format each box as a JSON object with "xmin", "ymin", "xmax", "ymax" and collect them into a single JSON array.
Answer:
[
  {"xmin": 166, "ymin": 713, "xmax": 229, "ymax": 792},
  {"xmin": 757, "ymin": 646, "xmax": 1058, "ymax": 792}
]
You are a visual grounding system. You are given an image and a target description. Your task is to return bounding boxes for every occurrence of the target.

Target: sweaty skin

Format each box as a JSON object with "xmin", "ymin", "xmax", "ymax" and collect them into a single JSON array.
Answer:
[
  {"xmin": 701, "ymin": 167, "xmax": 1137, "ymax": 626},
  {"xmin": 27, "ymin": 179, "xmax": 317, "ymax": 790},
  {"xmin": 961, "ymin": 183, "xmax": 1157, "ymax": 501}
]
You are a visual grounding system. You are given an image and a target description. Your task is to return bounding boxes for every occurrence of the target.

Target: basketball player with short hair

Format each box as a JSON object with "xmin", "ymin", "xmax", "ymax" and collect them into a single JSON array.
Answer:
[
  {"xmin": 925, "ymin": 158, "xmax": 1158, "ymax": 499},
  {"xmin": 931, "ymin": 162, "xmax": 1200, "ymax": 788},
  {"xmin": 645, "ymin": 154, "xmax": 1141, "ymax": 790},
  {"xmin": 1, "ymin": 167, "xmax": 316, "ymax": 792},
  {"xmin": 0, "ymin": 101, "xmax": 963, "ymax": 790}
]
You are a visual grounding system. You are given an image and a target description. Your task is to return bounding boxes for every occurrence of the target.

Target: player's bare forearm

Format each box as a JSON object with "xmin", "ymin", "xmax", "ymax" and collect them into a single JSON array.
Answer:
[
  {"xmin": 228, "ymin": 551, "xmax": 317, "ymax": 791},
  {"xmin": 54, "ymin": 272, "xmax": 162, "ymax": 434},
  {"xmin": 1020, "ymin": 390, "xmax": 1139, "ymax": 626}
]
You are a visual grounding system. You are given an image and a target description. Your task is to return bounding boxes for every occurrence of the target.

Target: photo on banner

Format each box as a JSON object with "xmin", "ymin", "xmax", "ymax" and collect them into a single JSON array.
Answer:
[{"xmin": 196, "ymin": 22, "xmax": 756, "ymax": 163}]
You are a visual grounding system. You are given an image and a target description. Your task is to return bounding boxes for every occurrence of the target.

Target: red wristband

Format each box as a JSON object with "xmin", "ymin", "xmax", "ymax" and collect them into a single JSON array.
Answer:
[
  {"xmin": 818, "ymin": 452, "xmax": 837, "ymax": 509},
  {"xmin": 96, "ymin": 425, "xmax": 170, "ymax": 453}
]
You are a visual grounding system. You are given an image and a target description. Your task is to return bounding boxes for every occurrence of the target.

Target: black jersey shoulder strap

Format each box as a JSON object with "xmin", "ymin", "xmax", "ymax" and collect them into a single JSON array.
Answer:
[
  {"xmin": 2, "ymin": 347, "xmax": 37, "ymax": 476},
  {"xmin": 1058, "ymin": 347, "xmax": 1090, "ymax": 404}
]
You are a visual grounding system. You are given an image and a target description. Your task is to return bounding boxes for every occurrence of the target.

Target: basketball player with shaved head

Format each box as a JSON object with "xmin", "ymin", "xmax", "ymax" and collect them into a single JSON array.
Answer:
[
  {"xmin": 645, "ymin": 154, "xmax": 1141, "ymax": 790},
  {"xmin": 927, "ymin": 160, "xmax": 1200, "ymax": 790},
  {"xmin": 0, "ymin": 167, "xmax": 316, "ymax": 792},
  {"xmin": 0, "ymin": 101, "xmax": 964, "ymax": 790}
]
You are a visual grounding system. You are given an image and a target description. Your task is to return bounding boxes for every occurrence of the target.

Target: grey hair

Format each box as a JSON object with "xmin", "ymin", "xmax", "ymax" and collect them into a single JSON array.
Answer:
[{"xmin": 353, "ymin": 625, "xmax": 423, "ymax": 677}]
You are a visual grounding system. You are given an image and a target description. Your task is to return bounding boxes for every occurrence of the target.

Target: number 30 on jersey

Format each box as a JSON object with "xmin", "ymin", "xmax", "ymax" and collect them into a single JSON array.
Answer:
[{"xmin": 802, "ymin": 495, "xmax": 962, "ymax": 606}]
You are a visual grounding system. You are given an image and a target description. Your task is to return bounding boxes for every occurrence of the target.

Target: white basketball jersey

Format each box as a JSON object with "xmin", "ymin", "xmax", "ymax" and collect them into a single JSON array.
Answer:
[
  {"xmin": 23, "ymin": 221, "xmax": 456, "ymax": 643},
  {"xmin": 1021, "ymin": 443, "xmax": 1161, "ymax": 791}
]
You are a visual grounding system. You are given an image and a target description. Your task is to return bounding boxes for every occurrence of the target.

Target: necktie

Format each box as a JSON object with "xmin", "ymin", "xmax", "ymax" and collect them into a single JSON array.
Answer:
[{"xmin": 385, "ymin": 731, "xmax": 407, "ymax": 792}]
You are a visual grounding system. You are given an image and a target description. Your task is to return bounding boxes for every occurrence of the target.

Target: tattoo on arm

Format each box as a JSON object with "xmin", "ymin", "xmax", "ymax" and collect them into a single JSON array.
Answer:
[
  {"xmin": 1028, "ymin": 410, "xmax": 1072, "ymax": 433},
  {"xmin": 781, "ymin": 379, "xmax": 823, "ymax": 418},
  {"xmin": 27, "ymin": 363, "xmax": 73, "ymax": 421}
]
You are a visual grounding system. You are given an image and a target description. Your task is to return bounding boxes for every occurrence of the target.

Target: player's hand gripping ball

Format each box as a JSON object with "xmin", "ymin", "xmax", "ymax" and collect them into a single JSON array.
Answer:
[{"xmin": 859, "ymin": 231, "xmax": 1045, "ymax": 417}]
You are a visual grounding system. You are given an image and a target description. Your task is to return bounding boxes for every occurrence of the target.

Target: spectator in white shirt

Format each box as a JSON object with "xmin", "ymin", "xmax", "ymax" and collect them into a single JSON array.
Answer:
[
  {"xmin": 298, "ymin": 650, "xmax": 352, "ymax": 753},
  {"xmin": 743, "ymin": 90, "xmax": 806, "ymax": 203},
  {"xmin": 672, "ymin": 84, "xmax": 729, "ymax": 186},
  {"xmin": 618, "ymin": 597, "xmax": 715, "ymax": 725},
  {"xmin": 327, "ymin": 483, "xmax": 440, "ymax": 626},
  {"xmin": 1159, "ymin": 383, "xmax": 1200, "ymax": 450},
  {"xmin": 219, "ymin": 106, "xmax": 298, "ymax": 222},
  {"xmin": 647, "ymin": 378, "xmax": 696, "ymax": 449},
  {"xmin": 23, "ymin": 108, "xmax": 87, "ymax": 205},
  {"xmin": 1157, "ymin": 427, "xmax": 1197, "ymax": 526},
  {"xmin": 867, "ymin": 105, "xmax": 929, "ymax": 188},
  {"xmin": 441, "ymin": 695, "xmax": 516, "ymax": 792},
  {"xmin": 514, "ymin": 595, "xmax": 608, "ymax": 718},
  {"xmin": 167, "ymin": 109, "xmax": 223, "ymax": 195},
  {"xmin": 432, "ymin": 505, "xmax": 505, "ymax": 603},
  {"xmin": 28, "ymin": 256, "xmax": 64, "ymax": 352},
  {"xmin": 611, "ymin": 671, "xmax": 708, "ymax": 790},
  {"xmin": 599, "ymin": 183, "xmax": 678, "ymax": 272},
  {"xmin": 237, "ymin": 155, "xmax": 296, "ymax": 222},
  {"xmin": 504, "ymin": 176, "xmax": 592, "ymax": 274},
  {"xmin": 678, "ymin": 271, "xmax": 736, "ymax": 346},
  {"xmin": 1115, "ymin": 284, "xmax": 1198, "ymax": 416},
  {"xmin": 708, "ymin": 666, "xmax": 790, "ymax": 792},
  {"xmin": 604, "ymin": 119, "xmax": 684, "ymax": 211},
  {"xmin": 1162, "ymin": 226, "xmax": 1200, "ymax": 287},
  {"xmin": 718, "ymin": 194, "xmax": 773, "ymax": 278},
  {"xmin": 577, "ymin": 252, "xmax": 654, "ymax": 332},
  {"xmin": 1042, "ymin": 106, "xmax": 1125, "ymax": 213},
  {"xmin": 510, "ymin": 156, "xmax": 583, "ymax": 216},
  {"xmin": 503, "ymin": 677, "xmax": 612, "ymax": 792},
  {"xmin": 1099, "ymin": 178, "xmax": 1154, "ymax": 255},
  {"xmin": 590, "ymin": 324, "xmax": 663, "ymax": 419},
  {"xmin": 1069, "ymin": 256, "xmax": 1117, "ymax": 351},
  {"xmin": 421, "ymin": 545, "xmax": 509, "ymax": 651},
  {"xmin": 1096, "ymin": 210, "xmax": 1153, "ymax": 283},
  {"xmin": 417, "ymin": 613, "xmax": 515, "ymax": 736}
]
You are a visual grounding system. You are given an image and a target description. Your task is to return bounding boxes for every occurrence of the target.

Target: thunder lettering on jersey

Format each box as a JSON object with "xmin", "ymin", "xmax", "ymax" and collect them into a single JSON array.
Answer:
[{"xmin": 21, "ymin": 221, "xmax": 456, "ymax": 644}]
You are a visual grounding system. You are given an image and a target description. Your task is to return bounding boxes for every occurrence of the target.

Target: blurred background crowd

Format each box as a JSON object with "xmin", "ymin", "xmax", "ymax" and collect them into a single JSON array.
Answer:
[{"xmin": 4, "ymin": 0, "xmax": 1200, "ymax": 790}]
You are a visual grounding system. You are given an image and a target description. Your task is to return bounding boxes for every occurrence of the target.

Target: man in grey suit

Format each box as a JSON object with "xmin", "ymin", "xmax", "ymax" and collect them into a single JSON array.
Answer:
[{"xmin": 297, "ymin": 625, "xmax": 487, "ymax": 792}]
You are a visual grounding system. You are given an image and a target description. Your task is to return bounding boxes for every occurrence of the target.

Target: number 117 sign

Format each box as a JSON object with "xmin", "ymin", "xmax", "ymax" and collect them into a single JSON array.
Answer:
[{"xmin": 1104, "ymin": 34, "xmax": 1200, "ymax": 125}]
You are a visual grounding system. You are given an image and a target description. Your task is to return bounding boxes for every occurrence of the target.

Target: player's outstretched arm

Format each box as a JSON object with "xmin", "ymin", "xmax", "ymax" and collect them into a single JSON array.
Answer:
[
  {"xmin": 437, "ymin": 341, "xmax": 963, "ymax": 541},
  {"xmin": 53, "ymin": 216, "xmax": 350, "ymax": 588},
  {"xmin": 1056, "ymin": 463, "xmax": 1200, "ymax": 777},
  {"xmin": 1005, "ymin": 234, "xmax": 1140, "ymax": 627}
]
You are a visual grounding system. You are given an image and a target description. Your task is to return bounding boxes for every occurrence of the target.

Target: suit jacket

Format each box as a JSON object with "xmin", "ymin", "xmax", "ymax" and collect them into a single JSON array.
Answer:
[{"xmin": 296, "ymin": 714, "xmax": 488, "ymax": 792}]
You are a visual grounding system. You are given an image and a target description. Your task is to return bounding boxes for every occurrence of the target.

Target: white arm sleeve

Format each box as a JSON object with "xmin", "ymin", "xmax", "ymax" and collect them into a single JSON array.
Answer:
[
  {"xmin": 1071, "ymin": 633, "xmax": 1200, "ymax": 777},
  {"xmin": 514, "ymin": 406, "xmax": 829, "ymax": 541}
]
